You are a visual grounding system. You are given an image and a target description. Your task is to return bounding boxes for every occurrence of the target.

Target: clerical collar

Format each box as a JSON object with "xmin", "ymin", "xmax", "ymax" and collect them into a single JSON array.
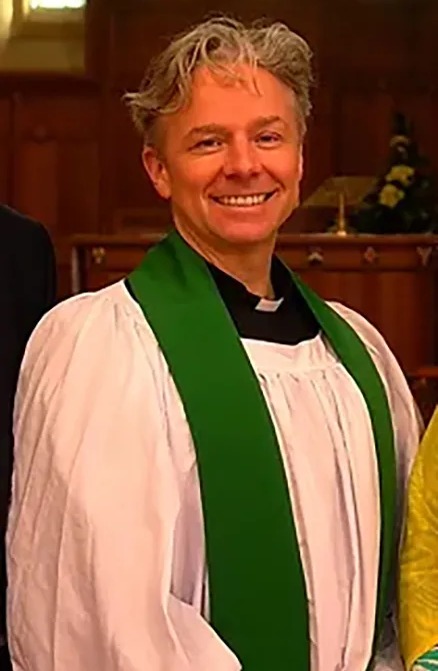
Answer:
[
  {"xmin": 206, "ymin": 256, "xmax": 291, "ymax": 312},
  {"xmin": 255, "ymin": 296, "xmax": 284, "ymax": 313},
  {"xmin": 206, "ymin": 257, "xmax": 319, "ymax": 345},
  {"xmin": 125, "ymin": 245, "xmax": 319, "ymax": 346}
]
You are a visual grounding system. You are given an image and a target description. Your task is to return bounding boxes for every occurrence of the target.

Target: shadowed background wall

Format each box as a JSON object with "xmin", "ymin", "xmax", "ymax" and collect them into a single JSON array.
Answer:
[{"xmin": 1, "ymin": 0, "xmax": 437, "ymax": 295}]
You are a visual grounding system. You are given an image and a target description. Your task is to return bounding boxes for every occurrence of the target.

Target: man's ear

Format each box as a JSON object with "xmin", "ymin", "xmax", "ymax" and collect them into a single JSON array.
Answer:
[
  {"xmin": 297, "ymin": 145, "xmax": 304, "ymax": 183},
  {"xmin": 142, "ymin": 146, "xmax": 171, "ymax": 200}
]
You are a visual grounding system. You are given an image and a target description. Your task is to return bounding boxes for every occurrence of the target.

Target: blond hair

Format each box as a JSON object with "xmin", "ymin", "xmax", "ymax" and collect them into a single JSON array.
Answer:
[{"xmin": 124, "ymin": 16, "xmax": 313, "ymax": 145}]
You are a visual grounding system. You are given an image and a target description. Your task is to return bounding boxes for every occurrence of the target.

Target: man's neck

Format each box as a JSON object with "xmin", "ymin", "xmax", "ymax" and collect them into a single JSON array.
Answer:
[{"xmin": 177, "ymin": 228, "xmax": 276, "ymax": 299}]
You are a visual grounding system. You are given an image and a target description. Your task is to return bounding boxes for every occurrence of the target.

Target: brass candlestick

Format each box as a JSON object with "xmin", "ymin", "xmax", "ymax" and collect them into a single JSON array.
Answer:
[
  {"xmin": 301, "ymin": 175, "xmax": 375, "ymax": 234},
  {"xmin": 331, "ymin": 191, "xmax": 352, "ymax": 236}
]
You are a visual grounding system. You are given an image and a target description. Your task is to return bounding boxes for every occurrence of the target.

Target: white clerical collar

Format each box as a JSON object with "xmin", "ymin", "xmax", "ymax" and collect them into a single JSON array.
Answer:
[{"xmin": 255, "ymin": 297, "xmax": 285, "ymax": 313}]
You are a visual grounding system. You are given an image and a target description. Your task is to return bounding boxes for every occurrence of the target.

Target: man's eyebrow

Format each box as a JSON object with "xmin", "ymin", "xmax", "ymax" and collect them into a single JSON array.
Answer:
[
  {"xmin": 185, "ymin": 124, "xmax": 229, "ymax": 140},
  {"xmin": 184, "ymin": 116, "xmax": 287, "ymax": 142},
  {"xmin": 249, "ymin": 115, "xmax": 286, "ymax": 131}
]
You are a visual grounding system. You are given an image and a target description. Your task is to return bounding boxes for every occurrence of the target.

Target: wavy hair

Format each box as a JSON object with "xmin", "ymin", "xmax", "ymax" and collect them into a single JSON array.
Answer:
[{"xmin": 124, "ymin": 16, "xmax": 313, "ymax": 145}]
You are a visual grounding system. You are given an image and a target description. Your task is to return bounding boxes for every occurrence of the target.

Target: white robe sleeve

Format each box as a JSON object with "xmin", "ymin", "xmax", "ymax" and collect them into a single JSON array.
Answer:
[
  {"xmin": 330, "ymin": 302, "xmax": 420, "ymax": 486},
  {"xmin": 7, "ymin": 287, "xmax": 239, "ymax": 671},
  {"xmin": 331, "ymin": 302, "xmax": 421, "ymax": 671}
]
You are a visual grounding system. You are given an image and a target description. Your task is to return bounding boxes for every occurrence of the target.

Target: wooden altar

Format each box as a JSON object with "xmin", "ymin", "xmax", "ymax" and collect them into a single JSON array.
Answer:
[{"xmin": 70, "ymin": 232, "xmax": 438, "ymax": 377}]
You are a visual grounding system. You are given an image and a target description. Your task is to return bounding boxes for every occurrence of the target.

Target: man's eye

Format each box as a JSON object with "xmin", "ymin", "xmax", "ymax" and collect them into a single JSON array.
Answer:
[
  {"xmin": 257, "ymin": 133, "xmax": 282, "ymax": 145},
  {"xmin": 192, "ymin": 138, "xmax": 223, "ymax": 151}
]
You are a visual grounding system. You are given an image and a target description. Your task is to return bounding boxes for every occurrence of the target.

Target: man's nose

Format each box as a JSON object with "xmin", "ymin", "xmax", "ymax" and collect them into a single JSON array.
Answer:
[{"xmin": 223, "ymin": 138, "xmax": 262, "ymax": 179}]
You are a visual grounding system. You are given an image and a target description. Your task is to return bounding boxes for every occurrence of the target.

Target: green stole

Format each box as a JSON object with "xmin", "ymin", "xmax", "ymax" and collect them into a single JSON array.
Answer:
[{"xmin": 127, "ymin": 230, "xmax": 396, "ymax": 671}]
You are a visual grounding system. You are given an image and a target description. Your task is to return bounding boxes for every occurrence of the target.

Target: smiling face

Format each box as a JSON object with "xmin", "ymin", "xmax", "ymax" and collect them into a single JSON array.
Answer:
[{"xmin": 142, "ymin": 64, "xmax": 304, "ymax": 255}]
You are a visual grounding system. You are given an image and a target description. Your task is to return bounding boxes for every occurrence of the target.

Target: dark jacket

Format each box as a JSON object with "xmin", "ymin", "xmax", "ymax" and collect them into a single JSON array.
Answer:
[{"xmin": 0, "ymin": 205, "xmax": 56, "ymax": 644}]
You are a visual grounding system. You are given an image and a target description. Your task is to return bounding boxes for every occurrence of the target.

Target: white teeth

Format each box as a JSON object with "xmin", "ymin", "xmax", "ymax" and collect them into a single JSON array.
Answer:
[{"xmin": 215, "ymin": 193, "xmax": 270, "ymax": 207}]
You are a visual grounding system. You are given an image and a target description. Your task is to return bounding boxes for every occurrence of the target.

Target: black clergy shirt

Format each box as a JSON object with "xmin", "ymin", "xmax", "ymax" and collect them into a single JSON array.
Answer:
[{"xmin": 126, "ymin": 251, "xmax": 319, "ymax": 345}]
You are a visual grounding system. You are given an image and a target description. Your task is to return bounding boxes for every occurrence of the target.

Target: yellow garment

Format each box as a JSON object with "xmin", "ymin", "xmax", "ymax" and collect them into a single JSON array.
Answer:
[{"xmin": 399, "ymin": 406, "xmax": 438, "ymax": 669}]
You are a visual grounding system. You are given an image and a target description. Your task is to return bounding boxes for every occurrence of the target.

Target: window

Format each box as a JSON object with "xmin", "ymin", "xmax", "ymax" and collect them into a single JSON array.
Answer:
[
  {"xmin": 14, "ymin": 0, "xmax": 85, "ymax": 29},
  {"xmin": 1, "ymin": 0, "xmax": 86, "ymax": 71},
  {"xmin": 29, "ymin": 0, "xmax": 85, "ymax": 7}
]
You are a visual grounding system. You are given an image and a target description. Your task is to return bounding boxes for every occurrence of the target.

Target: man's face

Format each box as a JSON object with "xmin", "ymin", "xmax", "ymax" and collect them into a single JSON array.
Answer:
[{"xmin": 143, "ymin": 64, "xmax": 304, "ymax": 250}]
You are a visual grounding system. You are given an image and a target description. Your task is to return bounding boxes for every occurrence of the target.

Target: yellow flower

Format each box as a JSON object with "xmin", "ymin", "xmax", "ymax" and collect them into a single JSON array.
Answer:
[
  {"xmin": 385, "ymin": 165, "xmax": 414, "ymax": 186},
  {"xmin": 379, "ymin": 183, "xmax": 405, "ymax": 208}
]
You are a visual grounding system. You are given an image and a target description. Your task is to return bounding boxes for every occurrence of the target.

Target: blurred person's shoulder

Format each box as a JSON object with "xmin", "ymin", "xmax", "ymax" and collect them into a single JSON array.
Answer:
[{"xmin": 0, "ymin": 204, "xmax": 52, "ymax": 248}]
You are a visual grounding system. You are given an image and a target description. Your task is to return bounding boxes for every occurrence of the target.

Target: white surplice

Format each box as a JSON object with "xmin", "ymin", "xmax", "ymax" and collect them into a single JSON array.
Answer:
[{"xmin": 6, "ymin": 281, "xmax": 419, "ymax": 671}]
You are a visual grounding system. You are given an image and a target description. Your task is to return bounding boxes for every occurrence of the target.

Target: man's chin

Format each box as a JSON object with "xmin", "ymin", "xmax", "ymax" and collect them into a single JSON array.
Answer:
[{"xmin": 210, "ymin": 223, "xmax": 280, "ymax": 247}]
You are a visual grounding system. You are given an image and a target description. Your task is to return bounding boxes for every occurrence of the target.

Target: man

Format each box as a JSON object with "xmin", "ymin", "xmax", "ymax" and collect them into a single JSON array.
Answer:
[
  {"xmin": 0, "ymin": 204, "xmax": 56, "ymax": 670},
  {"xmin": 399, "ymin": 406, "xmax": 438, "ymax": 671},
  {"xmin": 7, "ymin": 17, "xmax": 419, "ymax": 671}
]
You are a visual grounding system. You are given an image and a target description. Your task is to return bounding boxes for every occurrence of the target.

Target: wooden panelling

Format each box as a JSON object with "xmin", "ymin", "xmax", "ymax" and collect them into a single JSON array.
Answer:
[
  {"xmin": 102, "ymin": 0, "xmax": 438, "ymax": 236},
  {"xmin": 107, "ymin": 93, "xmax": 159, "ymax": 230},
  {"xmin": 109, "ymin": 0, "xmax": 324, "ymax": 87},
  {"xmin": 12, "ymin": 97, "xmax": 100, "ymax": 226},
  {"xmin": 302, "ymin": 85, "xmax": 334, "ymax": 197},
  {"xmin": 1, "ymin": 0, "xmax": 438, "ymax": 307},
  {"xmin": 398, "ymin": 91, "xmax": 438, "ymax": 176},
  {"xmin": 8, "ymin": 91, "xmax": 100, "ymax": 295},
  {"xmin": 13, "ymin": 138, "xmax": 59, "ymax": 230},
  {"xmin": 398, "ymin": 0, "xmax": 438, "ymax": 76},
  {"xmin": 335, "ymin": 88, "xmax": 395, "ymax": 175},
  {"xmin": 0, "ymin": 98, "xmax": 12, "ymax": 203},
  {"xmin": 324, "ymin": 2, "xmax": 411, "ymax": 76}
]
